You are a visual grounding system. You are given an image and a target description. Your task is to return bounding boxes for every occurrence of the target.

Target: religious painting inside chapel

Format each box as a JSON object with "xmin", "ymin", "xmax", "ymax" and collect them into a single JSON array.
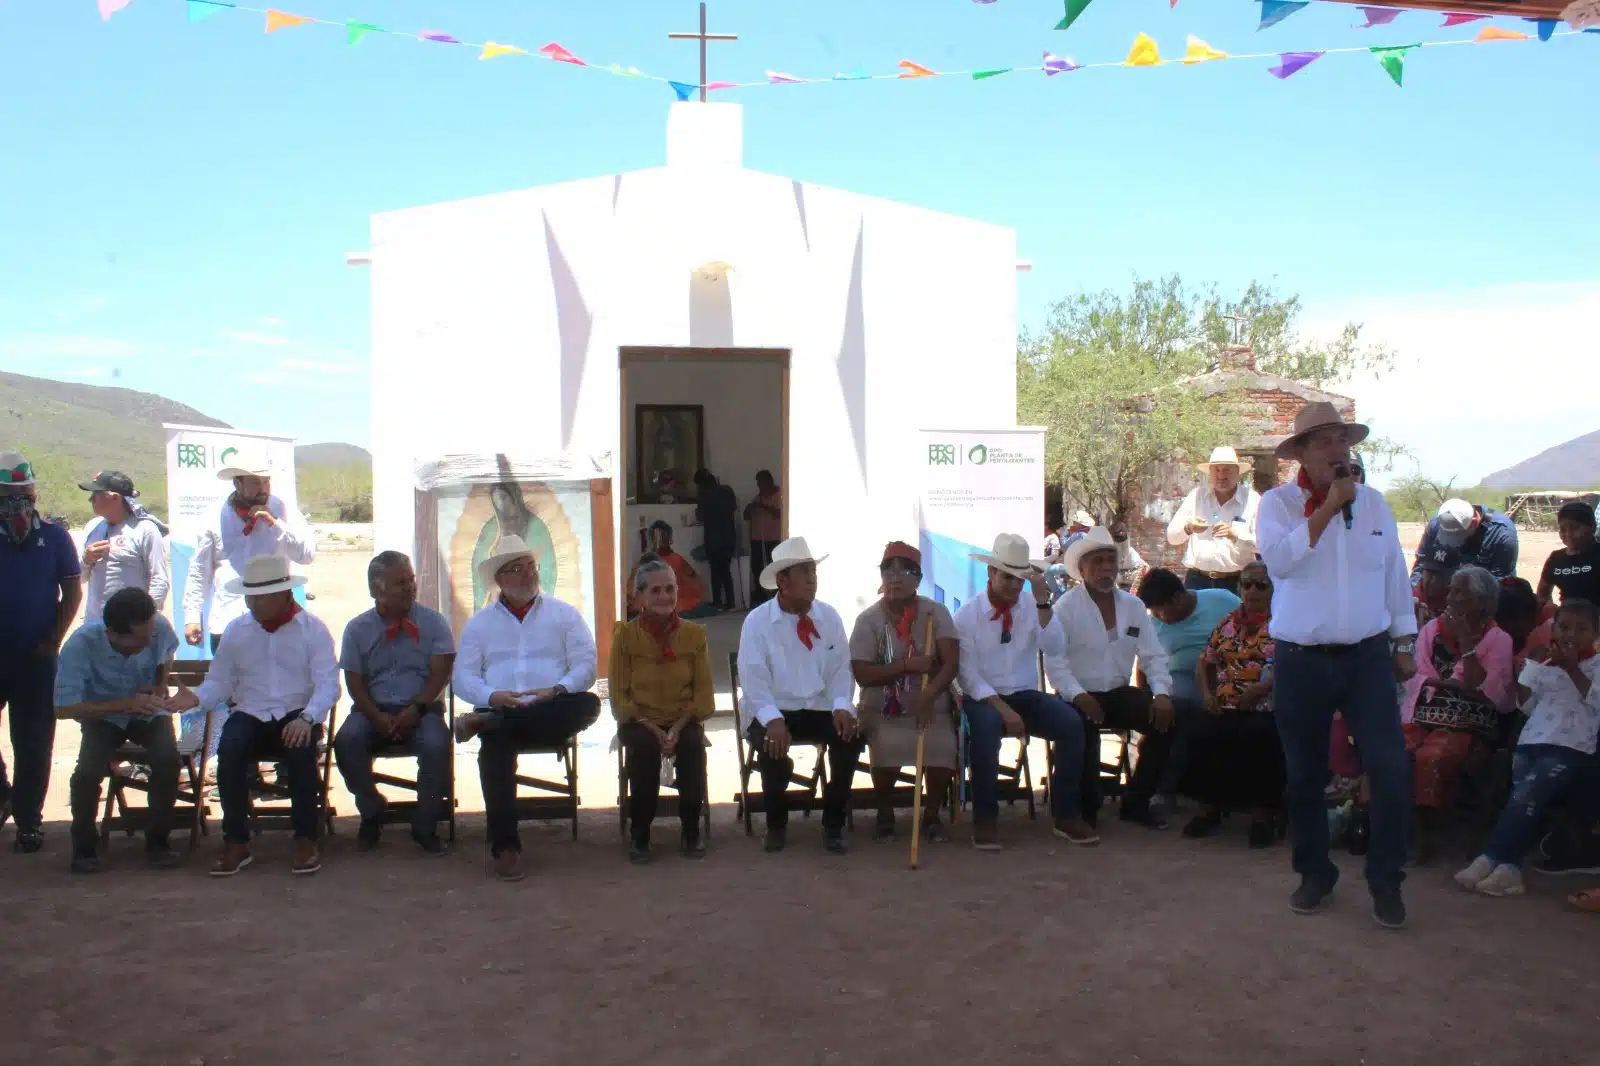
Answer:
[{"xmin": 633, "ymin": 404, "xmax": 704, "ymax": 503}]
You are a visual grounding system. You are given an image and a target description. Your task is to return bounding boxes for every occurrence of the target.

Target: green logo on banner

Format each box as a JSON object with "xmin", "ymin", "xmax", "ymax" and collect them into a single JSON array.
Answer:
[
  {"xmin": 928, "ymin": 444, "xmax": 956, "ymax": 466},
  {"xmin": 967, "ymin": 444, "xmax": 989, "ymax": 465},
  {"xmin": 176, "ymin": 443, "xmax": 208, "ymax": 470}
]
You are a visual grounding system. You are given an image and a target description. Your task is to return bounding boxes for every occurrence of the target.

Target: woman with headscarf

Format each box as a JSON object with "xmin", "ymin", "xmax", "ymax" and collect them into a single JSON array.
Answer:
[{"xmin": 849, "ymin": 542, "xmax": 960, "ymax": 842}]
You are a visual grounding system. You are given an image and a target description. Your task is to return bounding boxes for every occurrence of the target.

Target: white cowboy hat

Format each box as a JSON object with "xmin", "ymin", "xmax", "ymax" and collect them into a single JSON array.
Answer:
[
  {"xmin": 1062, "ymin": 525, "xmax": 1119, "ymax": 580},
  {"xmin": 968, "ymin": 533, "xmax": 1045, "ymax": 580},
  {"xmin": 1196, "ymin": 446, "xmax": 1252, "ymax": 472},
  {"xmin": 224, "ymin": 554, "xmax": 307, "ymax": 596},
  {"xmin": 759, "ymin": 536, "xmax": 829, "ymax": 590},
  {"xmin": 1070, "ymin": 510, "xmax": 1097, "ymax": 528},
  {"xmin": 477, "ymin": 535, "xmax": 539, "ymax": 588},
  {"xmin": 216, "ymin": 450, "xmax": 274, "ymax": 481}
]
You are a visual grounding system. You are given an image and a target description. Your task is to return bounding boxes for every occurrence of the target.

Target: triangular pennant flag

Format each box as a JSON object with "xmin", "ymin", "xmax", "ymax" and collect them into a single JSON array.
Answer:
[
  {"xmin": 1530, "ymin": 18, "xmax": 1558, "ymax": 40},
  {"xmin": 1370, "ymin": 43, "xmax": 1418, "ymax": 86},
  {"xmin": 898, "ymin": 59, "xmax": 938, "ymax": 78},
  {"xmin": 1439, "ymin": 12, "xmax": 1486, "ymax": 27},
  {"xmin": 833, "ymin": 67, "xmax": 870, "ymax": 81},
  {"xmin": 480, "ymin": 42, "xmax": 527, "ymax": 60},
  {"xmin": 1476, "ymin": 25, "xmax": 1528, "ymax": 40},
  {"xmin": 766, "ymin": 70, "xmax": 803, "ymax": 84},
  {"xmin": 669, "ymin": 81, "xmax": 696, "ymax": 101},
  {"xmin": 605, "ymin": 64, "xmax": 644, "ymax": 77},
  {"xmin": 539, "ymin": 42, "xmax": 587, "ymax": 66},
  {"xmin": 1055, "ymin": 0, "xmax": 1094, "ymax": 31},
  {"xmin": 265, "ymin": 9, "xmax": 312, "ymax": 33},
  {"xmin": 1357, "ymin": 7, "xmax": 1403, "ymax": 27},
  {"xmin": 1043, "ymin": 51, "xmax": 1080, "ymax": 74},
  {"xmin": 705, "ymin": 81, "xmax": 737, "ymax": 91},
  {"xmin": 1182, "ymin": 35, "xmax": 1228, "ymax": 64},
  {"xmin": 99, "ymin": 0, "xmax": 133, "ymax": 20},
  {"xmin": 346, "ymin": 20, "xmax": 381, "ymax": 45},
  {"xmin": 1268, "ymin": 50, "xmax": 1323, "ymax": 78},
  {"xmin": 972, "ymin": 68, "xmax": 1013, "ymax": 80},
  {"xmin": 1125, "ymin": 33, "xmax": 1161, "ymax": 66},
  {"xmin": 187, "ymin": 0, "xmax": 232, "ymax": 24},
  {"xmin": 1258, "ymin": 0, "xmax": 1309, "ymax": 30},
  {"xmin": 419, "ymin": 29, "xmax": 460, "ymax": 44}
]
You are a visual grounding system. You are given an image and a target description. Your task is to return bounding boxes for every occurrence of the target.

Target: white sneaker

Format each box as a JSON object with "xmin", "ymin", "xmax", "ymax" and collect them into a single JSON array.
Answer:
[
  {"xmin": 1454, "ymin": 855, "xmax": 1496, "ymax": 890},
  {"xmin": 1475, "ymin": 864, "xmax": 1526, "ymax": 898}
]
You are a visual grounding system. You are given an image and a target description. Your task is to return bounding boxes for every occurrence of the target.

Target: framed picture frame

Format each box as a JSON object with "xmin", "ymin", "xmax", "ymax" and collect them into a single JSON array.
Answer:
[{"xmin": 634, "ymin": 404, "xmax": 704, "ymax": 503}]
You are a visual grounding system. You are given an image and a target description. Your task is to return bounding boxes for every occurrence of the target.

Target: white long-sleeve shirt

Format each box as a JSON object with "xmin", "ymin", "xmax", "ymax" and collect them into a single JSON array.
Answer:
[
  {"xmin": 1166, "ymin": 483, "xmax": 1260, "ymax": 574},
  {"xmin": 1257, "ymin": 482, "xmax": 1417, "ymax": 647},
  {"xmin": 735, "ymin": 597, "xmax": 854, "ymax": 727},
  {"xmin": 452, "ymin": 596, "xmax": 597, "ymax": 710},
  {"xmin": 181, "ymin": 497, "xmax": 316, "ymax": 635},
  {"xmin": 1044, "ymin": 585, "xmax": 1173, "ymax": 700},
  {"xmin": 954, "ymin": 591, "xmax": 1066, "ymax": 701},
  {"xmin": 82, "ymin": 512, "xmax": 170, "ymax": 619},
  {"xmin": 195, "ymin": 609, "xmax": 339, "ymax": 725}
]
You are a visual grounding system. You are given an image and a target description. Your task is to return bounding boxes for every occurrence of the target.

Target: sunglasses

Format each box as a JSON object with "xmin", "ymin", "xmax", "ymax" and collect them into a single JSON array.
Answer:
[
  {"xmin": 1240, "ymin": 579, "xmax": 1271, "ymax": 591},
  {"xmin": 879, "ymin": 561, "xmax": 921, "ymax": 577}
]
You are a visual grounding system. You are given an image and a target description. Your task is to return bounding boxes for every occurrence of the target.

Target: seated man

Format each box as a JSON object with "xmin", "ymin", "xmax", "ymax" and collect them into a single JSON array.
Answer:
[
  {"xmin": 334, "ymin": 551, "xmax": 456, "ymax": 856},
  {"xmin": 452, "ymin": 535, "xmax": 599, "ymax": 882},
  {"xmin": 956, "ymin": 533, "xmax": 1096, "ymax": 850},
  {"xmin": 736, "ymin": 537, "xmax": 861, "ymax": 854},
  {"xmin": 55, "ymin": 587, "xmax": 182, "ymax": 873},
  {"xmin": 1046, "ymin": 528, "xmax": 1178, "ymax": 829},
  {"xmin": 169, "ymin": 555, "xmax": 339, "ymax": 878}
]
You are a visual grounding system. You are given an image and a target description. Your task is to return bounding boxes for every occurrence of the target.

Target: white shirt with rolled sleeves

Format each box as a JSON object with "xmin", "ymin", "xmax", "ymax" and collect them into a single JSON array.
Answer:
[
  {"xmin": 735, "ymin": 597, "xmax": 854, "ymax": 728},
  {"xmin": 1166, "ymin": 483, "xmax": 1260, "ymax": 574},
  {"xmin": 1257, "ymin": 482, "xmax": 1418, "ymax": 647},
  {"xmin": 194, "ymin": 609, "xmax": 340, "ymax": 725},
  {"xmin": 954, "ymin": 591, "xmax": 1066, "ymax": 702},
  {"xmin": 452, "ymin": 596, "xmax": 597, "ymax": 710},
  {"xmin": 1044, "ymin": 585, "xmax": 1173, "ymax": 701},
  {"xmin": 181, "ymin": 497, "xmax": 317, "ymax": 636}
]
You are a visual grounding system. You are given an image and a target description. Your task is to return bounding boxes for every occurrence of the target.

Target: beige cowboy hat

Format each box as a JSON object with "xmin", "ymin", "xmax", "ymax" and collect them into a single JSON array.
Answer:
[
  {"xmin": 1062, "ymin": 525, "xmax": 1119, "ymax": 580},
  {"xmin": 224, "ymin": 554, "xmax": 307, "ymax": 597},
  {"xmin": 1275, "ymin": 401, "xmax": 1369, "ymax": 460},
  {"xmin": 1196, "ymin": 446, "xmax": 1253, "ymax": 472},
  {"xmin": 968, "ymin": 533, "xmax": 1045, "ymax": 580},
  {"xmin": 477, "ymin": 534, "xmax": 539, "ymax": 588},
  {"xmin": 216, "ymin": 450, "xmax": 275, "ymax": 481},
  {"xmin": 759, "ymin": 536, "xmax": 829, "ymax": 590},
  {"xmin": 1070, "ymin": 510, "xmax": 1097, "ymax": 529}
]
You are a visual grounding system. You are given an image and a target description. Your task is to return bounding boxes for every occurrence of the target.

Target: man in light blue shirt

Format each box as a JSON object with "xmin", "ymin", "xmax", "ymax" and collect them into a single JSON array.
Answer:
[{"xmin": 55, "ymin": 587, "xmax": 181, "ymax": 873}]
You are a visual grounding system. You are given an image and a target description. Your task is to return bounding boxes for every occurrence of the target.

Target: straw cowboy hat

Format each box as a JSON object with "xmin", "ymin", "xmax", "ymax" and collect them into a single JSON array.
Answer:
[
  {"xmin": 1070, "ymin": 510, "xmax": 1097, "ymax": 529},
  {"xmin": 216, "ymin": 450, "xmax": 275, "ymax": 481},
  {"xmin": 477, "ymin": 535, "xmax": 539, "ymax": 588},
  {"xmin": 968, "ymin": 533, "xmax": 1045, "ymax": 580},
  {"xmin": 1196, "ymin": 446, "xmax": 1252, "ymax": 472},
  {"xmin": 224, "ymin": 554, "xmax": 307, "ymax": 597},
  {"xmin": 1063, "ymin": 525, "xmax": 1119, "ymax": 580},
  {"xmin": 1275, "ymin": 401, "xmax": 1369, "ymax": 460},
  {"xmin": 760, "ymin": 536, "xmax": 829, "ymax": 590}
]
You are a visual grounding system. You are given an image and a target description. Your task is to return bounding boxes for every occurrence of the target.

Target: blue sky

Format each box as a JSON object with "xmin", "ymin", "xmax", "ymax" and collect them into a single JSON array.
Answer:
[{"xmin": 1, "ymin": 0, "xmax": 1595, "ymax": 485}]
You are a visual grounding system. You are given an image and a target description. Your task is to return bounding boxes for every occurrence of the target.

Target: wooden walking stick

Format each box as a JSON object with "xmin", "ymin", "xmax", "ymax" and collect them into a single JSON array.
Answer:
[{"xmin": 909, "ymin": 615, "xmax": 936, "ymax": 870}]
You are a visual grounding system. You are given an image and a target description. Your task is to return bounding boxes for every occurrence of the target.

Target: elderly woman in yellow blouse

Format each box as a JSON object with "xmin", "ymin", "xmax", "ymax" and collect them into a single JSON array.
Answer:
[{"xmin": 610, "ymin": 558, "xmax": 715, "ymax": 864}]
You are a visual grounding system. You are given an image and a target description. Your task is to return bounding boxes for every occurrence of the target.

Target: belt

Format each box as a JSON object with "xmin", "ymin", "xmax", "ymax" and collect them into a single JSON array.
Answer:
[
  {"xmin": 1277, "ymin": 634, "xmax": 1388, "ymax": 655},
  {"xmin": 1195, "ymin": 569, "xmax": 1239, "ymax": 580}
]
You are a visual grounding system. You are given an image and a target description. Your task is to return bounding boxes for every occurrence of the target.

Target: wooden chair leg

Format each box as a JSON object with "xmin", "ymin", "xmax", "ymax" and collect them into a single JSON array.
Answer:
[
  {"xmin": 100, "ymin": 775, "xmax": 117, "ymax": 849},
  {"xmin": 617, "ymin": 739, "xmax": 629, "ymax": 840},
  {"xmin": 567, "ymin": 736, "xmax": 579, "ymax": 841},
  {"xmin": 1022, "ymin": 741, "xmax": 1037, "ymax": 821}
]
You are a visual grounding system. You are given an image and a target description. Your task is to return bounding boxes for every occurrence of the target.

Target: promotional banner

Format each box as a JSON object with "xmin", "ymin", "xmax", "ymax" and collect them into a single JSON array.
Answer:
[
  {"xmin": 915, "ymin": 428, "xmax": 1046, "ymax": 612},
  {"xmin": 164, "ymin": 424, "xmax": 301, "ymax": 660}
]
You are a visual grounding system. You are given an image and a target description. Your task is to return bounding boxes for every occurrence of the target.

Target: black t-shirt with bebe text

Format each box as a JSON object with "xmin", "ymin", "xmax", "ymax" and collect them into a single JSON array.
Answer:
[{"xmin": 1541, "ymin": 545, "xmax": 1600, "ymax": 605}]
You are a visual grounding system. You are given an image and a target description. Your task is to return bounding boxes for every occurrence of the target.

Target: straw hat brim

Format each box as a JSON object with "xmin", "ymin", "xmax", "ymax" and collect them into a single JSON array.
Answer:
[
  {"xmin": 478, "ymin": 548, "xmax": 538, "ymax": 589},
  {"xmin": 223, "ymin": 573, "xmax": 307, "ymax": 596},
  {"xmin": 1062, "ymin": 529, "xmax": 1119, "ymax": 579},
  {"xmin": 1275, "ymin": 421, "xmax": 1370, "ymax": 460},
  {"xmin": 759, "ymin": 552, "xmax": 829, "ymax": 591},
  {"xmin": 967, "ymin": 551, "xmax": 1045, "ymax": 580},
  {"xmin": 217, "ymin": 465, "xmax": 273, "ymax": 481}
]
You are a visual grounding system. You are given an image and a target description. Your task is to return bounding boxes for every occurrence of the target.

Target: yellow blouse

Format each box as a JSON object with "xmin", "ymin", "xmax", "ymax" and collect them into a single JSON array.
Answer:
[{"xmin": 608, "ymin": 619, "xmax": 716, "ymax": 726}]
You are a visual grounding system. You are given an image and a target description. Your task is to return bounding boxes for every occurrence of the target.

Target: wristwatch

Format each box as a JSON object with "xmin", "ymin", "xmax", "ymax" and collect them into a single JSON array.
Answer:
[{"xmin": 1393, "ymin": 638, "xmax": 1416, "ymax": 655}]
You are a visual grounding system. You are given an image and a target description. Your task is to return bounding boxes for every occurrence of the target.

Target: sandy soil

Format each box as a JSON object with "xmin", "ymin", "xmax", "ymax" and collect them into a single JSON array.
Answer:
[{"xmin": 5, "ymin": 526, "xmax": 1596, "ymax": 1065}]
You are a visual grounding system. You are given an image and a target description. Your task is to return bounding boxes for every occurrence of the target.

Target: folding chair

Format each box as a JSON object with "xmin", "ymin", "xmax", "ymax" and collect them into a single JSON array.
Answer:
[
  {"xmin": 616, "ymin": 728, "xmax": 712, "ymax": 844},
  {"xmin": 505, "ymin": 688, "xmax": 586, "ymax": 841},
  {"xmin": 100, "ymin": 661, "xmax": 215, "ymax": 851},
  {"xmin": 247, "ymin": 702, "xmax": 339, "ymax": 838},
  {"xmin": 729, "ymin": 651, "xmax": 832, "ymax": 836},
  {"xmin": 367, "ymin": 695, "xmax": 458, "ymax": 843}
]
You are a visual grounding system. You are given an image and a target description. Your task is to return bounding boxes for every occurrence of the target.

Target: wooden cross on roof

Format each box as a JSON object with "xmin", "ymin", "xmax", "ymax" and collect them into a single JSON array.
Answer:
[{"xmin": 668, "ymin": 2, "xmax": 738, "ymax": 103}]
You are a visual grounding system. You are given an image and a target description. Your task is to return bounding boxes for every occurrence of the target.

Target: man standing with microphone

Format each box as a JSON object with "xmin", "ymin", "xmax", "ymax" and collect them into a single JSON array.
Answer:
[{"xmin": 1257, "ymin": 402, "xmax": 1417, "ymax": 930}]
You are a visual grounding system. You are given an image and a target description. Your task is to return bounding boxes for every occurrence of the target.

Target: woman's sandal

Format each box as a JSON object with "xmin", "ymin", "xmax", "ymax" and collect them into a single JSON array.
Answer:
[{"xmin": 1568, "ymin": 889, "xmax": 1600, "ymax": 913}]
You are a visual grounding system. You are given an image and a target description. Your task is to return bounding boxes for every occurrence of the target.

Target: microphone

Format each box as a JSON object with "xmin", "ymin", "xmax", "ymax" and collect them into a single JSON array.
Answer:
[{"xmin": 1333, "ymin": 463, "xmax": 1354, "ymax": 530}]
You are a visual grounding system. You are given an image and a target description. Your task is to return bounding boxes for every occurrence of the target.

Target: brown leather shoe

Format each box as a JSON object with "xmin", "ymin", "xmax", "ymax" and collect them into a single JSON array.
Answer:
[
  {"xmin": 493, "ymin": 848, "xmax": 525, "ymax": 882},
  {"xmin": 972, "ymin": 821, "xmax": 1003, "ymax": 851},
  {"xmin": 210, "ymin": 842, "xmax": 253, "ymax": 877},
  {"xmin": 292, "ymin": 839, "xmax": 322, "ymax": 876},
  {"xmin": 1052, "ymin": 817, "xmax": 1101, "ymax": 846}
]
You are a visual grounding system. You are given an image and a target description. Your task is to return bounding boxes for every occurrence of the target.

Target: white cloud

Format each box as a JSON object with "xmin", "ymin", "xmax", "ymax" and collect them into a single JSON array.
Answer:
[
  {"xmin": 221, "ymin": 330, "xmax": 291, "ymax": 347},
  {"xmin": 277, "ymin": 357, "xmax": 362, "ymax": 376},
  {"xmin": 258, "ymin": 316, "xmax": 283, "ymax": 327},
  {"xmin": 0, "ymin": 333, "xmax": 142, "ymax": 359}
]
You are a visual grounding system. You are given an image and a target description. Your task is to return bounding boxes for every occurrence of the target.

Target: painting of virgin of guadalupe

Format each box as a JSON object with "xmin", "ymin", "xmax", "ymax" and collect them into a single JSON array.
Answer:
[{"xmin": 634, "ymin": 404, "xmax": 704, "ymax": 503}]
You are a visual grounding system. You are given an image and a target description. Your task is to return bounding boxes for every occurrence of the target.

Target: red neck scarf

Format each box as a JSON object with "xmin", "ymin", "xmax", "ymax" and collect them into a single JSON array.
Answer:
[
  {"xmin": 639, "ymin": 611, "xmax": 681, "ymax": 662},
  {"xmin": 1297, "ymin": 467, "xmax": 1329, "ymax": 518},
  {"xmin": 502, "ymin": 596, "xmax": 535, "ymax": 623},
  {"xmin": 988, "ymin": 584, "xmax": 1018, "ymax": 641},
  {"xmin": 1233, "ymin": 606, "xmax": 1270, "ymax": 631},
  {"xmin": 231, "ymin": 494, "xmax": 265, "ymax": 536},
  {"xmin": 383, "ymin": 612, "xmax": 419, "ymax": 643},
  {"xmin": 260, "ymin": 602, "xmax": 301, "ymax": 634},
  {"xmin": 778, "ymin": 597, "xmax": 820, "ymax": 651},
  {"xmin": 892, "ymin": 603, "xmax": 917, "ymax": 649}
]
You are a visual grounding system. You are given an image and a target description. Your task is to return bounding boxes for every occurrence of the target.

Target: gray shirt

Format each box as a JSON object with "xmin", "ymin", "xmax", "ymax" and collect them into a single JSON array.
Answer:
[
  {"xmin": 83, "ymin": 513, "xmax": 170, "ymax": 621},
  {"xmin": 339, "ymin": 604, "xmax": 455, "ymax": 707}
]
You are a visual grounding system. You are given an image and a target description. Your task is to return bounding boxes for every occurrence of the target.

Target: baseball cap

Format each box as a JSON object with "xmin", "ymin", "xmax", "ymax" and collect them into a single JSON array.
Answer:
[
  {"xmin": 1416, "ymin": 545, "xmax": 1461, "ymax": 574},
  {"xmin": 78, "ymin": 471, "xmax": 139, "ymax": 498},
  {"xmin": 1434, "ymin": 499, "xmax": 1475, "ymax": 548}
]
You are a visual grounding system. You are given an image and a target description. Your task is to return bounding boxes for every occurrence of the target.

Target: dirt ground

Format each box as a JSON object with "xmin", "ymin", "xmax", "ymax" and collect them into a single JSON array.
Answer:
[{"xmin": 4, "ymin": 525, "xmax": 1596, "ymax": 1065}]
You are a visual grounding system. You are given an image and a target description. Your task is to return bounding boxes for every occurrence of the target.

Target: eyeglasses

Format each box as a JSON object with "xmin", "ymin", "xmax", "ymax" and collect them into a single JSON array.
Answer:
[
  {"xmin": 1240, "ymin": 579, "xmax": 1271, "ymax": 590},
  {"xmin": 879, "ymin": 562, "xmax": 920, "ymax": 577}
]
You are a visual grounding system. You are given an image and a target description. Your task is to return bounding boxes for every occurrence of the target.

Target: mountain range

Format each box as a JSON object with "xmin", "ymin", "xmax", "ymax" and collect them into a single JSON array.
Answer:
[{"xmin": 1480, "ymin": 428, "xmax": 1600, "ymax": 489}]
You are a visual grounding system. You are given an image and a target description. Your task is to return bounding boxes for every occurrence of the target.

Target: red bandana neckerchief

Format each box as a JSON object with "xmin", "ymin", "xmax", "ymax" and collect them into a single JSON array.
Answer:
[
  {"xmin": 502, "ymin": 596, "xmax": 535, "ymax": 623},
  {"xmin": 231, "ymin": 494, "xmax": 265, "ymax": 536},
  {"xmin": 1297, "ymin": 467, "xmax": 1329, "ymax": 519},
  {"xmin": 1233, "ymin": 606, "xmax": 1270, "ymax": 632},
  {"xmin": 988, "ymin": 585, "xmax": 1018, "ymax": 641},
  {"xmin": 883, "ymin": 600, "xmax": 920, "ymax": 718},
  {"xmin": 384, "ymin": 614, "xmax": 419, "ymax": 642},
  {"xmin": 260, "ymin": 602, "xmax": 301, "ymax": 634},
  {"xmin": 640, "ymin": 611, "xmax": 681, "ymax": 662}
]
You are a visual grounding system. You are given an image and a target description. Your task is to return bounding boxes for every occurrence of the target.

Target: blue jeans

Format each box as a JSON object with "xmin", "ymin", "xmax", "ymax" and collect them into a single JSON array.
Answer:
[
  {"xmin": 965, "ymin": 689, "xmax": 1085, "ymax": 822},
  {"xmin": 217, "ymin": 712, "xmax": 322, "ymax": 844},
  {"xmin": 0, "ymin": 648, "xmax": 58, "ymax": 832},
  {"xmin": 1484, "ymin": 744, "xmax": 1586, "ymax": 867},
  {"xmin": 334, "ymin": 704, "xmax": 452, "ymax": 835},
  {"xmin": 1273, "ymin": 634, "xmax": 1409, "ymax": 894}
]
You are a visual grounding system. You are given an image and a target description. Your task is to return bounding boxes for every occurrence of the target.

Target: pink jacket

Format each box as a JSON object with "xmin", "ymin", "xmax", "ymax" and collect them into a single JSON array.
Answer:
[{"xmin": 1401, "ymin": 619, "xmax": 1516, "ymax": 725}]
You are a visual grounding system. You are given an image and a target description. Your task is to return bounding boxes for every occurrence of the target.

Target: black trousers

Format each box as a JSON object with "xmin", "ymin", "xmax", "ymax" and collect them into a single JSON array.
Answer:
[
  {"xmin": 706, "ymin": 552, "xmax": 735, "ymax": 609},
  {"xmin": 1183, "ymin": 570, "xmax": 1241, "ymax": 595},
  {"xmin": 0, "ymin": 648, "xmax": 57, "ymax": 833},
  {"xmin": 1179, "ymin": 711, "xmax": 1286, "ymax": 811},
  {"xmin": 749, "ymin": 540, "xmax": 779, "ymax": 606},
  {"xmin": 1077, "ymin": 686, "xmax": 1174, "ymax": 816},
  {"xmin": 619, "ymin": 719, "xmax": 707, "ymax": 844},
  {"xmin": 71, "ymin": 716, "xmax": 180, "ymax": 854},
  {"xmin": 476, "ymin": 692, "xmax": 601, "ymax": 855},
  {"xmin": 746, "ymin": 710, "xmax": 864, "ymax": 831}
]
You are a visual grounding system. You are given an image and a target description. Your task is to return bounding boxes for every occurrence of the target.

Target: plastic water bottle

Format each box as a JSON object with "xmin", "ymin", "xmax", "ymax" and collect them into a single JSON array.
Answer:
[{"xmin": 660, "ymin": 758, "xmax": 676, "ymax": 788}]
